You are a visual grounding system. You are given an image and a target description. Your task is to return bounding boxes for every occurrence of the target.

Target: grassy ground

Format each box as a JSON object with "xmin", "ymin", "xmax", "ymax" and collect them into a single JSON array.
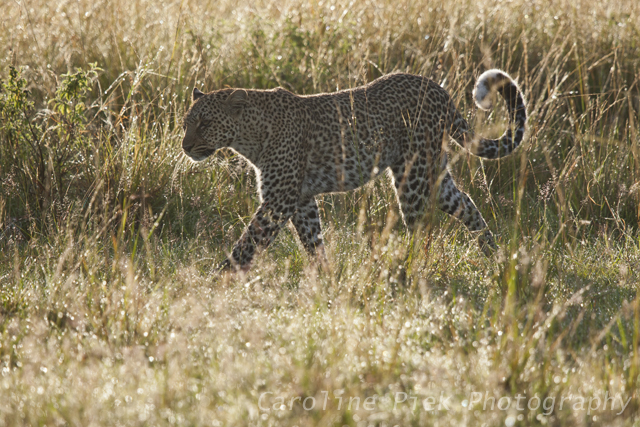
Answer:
[{"xmin": 1, "ymin": 0, "xmax": 640, "ymax": 425}]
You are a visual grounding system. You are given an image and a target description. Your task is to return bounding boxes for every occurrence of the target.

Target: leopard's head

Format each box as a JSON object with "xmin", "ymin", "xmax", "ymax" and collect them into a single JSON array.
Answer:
[{"xmin": 181, "ymin": 88, "xmax": 248, "ymax": 162}]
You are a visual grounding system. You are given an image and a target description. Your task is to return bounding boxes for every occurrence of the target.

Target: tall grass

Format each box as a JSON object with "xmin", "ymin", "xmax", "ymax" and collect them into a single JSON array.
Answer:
[{"xmin": 1, "ymin": 0, "xmax": 639, "ymax": 425}]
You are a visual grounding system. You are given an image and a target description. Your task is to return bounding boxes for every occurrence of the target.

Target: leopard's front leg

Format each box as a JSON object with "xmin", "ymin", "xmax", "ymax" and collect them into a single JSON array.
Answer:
[
  {"xmin": 291, "ymin": 196, "xmax": 328, "ymax": 267},
  {"xmin": 219, "ymin": 148, "xmax": 305, "ymax": 271},
  {"xmin": 219, "ymin": 199, "xmax": 296, "ymax": 271}
]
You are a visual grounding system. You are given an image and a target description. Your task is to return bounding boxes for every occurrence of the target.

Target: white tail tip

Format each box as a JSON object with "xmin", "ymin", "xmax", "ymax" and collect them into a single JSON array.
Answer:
[{"xmin": 473, "ymin": 69, "xmax": 513, "ymax": 111}]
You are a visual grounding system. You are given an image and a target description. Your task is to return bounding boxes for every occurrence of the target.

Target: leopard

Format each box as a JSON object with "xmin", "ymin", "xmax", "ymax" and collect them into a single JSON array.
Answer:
[{"xmin": 181, "ymin": 69, "xmax": 527, "ymax": 271}]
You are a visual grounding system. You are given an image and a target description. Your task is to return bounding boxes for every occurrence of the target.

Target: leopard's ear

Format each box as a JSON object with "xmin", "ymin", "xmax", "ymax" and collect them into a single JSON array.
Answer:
[
  {"xmin": 225, "ymin": 89, "xmax": 248, "ymax": 117},
  {"xmin": 193, "ymin": 87, "xmax": 205, "ymax": 101}
]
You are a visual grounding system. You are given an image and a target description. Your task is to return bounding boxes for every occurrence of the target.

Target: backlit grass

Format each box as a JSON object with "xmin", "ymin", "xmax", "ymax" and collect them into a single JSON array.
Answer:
[{"xmin": 1, "ymin": 0, "xmax": 639, "ymax": 425}]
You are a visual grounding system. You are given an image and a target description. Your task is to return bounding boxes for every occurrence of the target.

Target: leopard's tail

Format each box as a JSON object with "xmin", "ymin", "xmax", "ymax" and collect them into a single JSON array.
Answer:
[{"xmin": 452, "ymin": 69, "xmax": 527, "ymax": 159}]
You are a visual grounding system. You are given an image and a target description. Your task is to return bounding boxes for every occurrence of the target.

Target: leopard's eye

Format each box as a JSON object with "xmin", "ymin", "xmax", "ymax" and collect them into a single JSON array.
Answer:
[{"xmin": 197, "ymin": 119, "xmax": 212, "ymax": 130}]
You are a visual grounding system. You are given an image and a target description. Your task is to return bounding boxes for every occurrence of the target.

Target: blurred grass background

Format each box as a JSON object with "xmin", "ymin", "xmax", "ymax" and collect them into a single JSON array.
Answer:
[{"xmin": 0, "ymin": 0, "xmax": 639, "ymax": 425}]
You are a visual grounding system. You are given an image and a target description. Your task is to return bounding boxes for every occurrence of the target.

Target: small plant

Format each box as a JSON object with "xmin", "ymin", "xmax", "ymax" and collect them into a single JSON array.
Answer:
[{"xmin": 0, "ymin": 65, "xmax": 100, "ymax": 234}]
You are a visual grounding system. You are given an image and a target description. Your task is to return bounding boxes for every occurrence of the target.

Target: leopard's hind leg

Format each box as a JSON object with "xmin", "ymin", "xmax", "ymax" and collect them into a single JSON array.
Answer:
[
  {"xmin": 390, "ymin": 152, "xmax": 435, "ymax": 232},
  {"xmin": 436, "ymin": 172, "xmax": 496, "ymax": 254},
  {"xmin": 391, "ymin": 147, "xmax": 495, "ymax": 255}
]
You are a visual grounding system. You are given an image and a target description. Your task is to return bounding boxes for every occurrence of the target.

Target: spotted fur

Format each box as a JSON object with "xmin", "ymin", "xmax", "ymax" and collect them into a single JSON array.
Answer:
[{"xmin": 182, "ymin": 71, "xmax": 527, "ymax": 270}]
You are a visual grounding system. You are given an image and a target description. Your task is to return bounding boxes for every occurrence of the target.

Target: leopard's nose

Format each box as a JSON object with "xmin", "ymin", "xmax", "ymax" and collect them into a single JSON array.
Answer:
[{"xmin": 182, "ymin": 137, "xmax": 194, "ymax": 152}]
